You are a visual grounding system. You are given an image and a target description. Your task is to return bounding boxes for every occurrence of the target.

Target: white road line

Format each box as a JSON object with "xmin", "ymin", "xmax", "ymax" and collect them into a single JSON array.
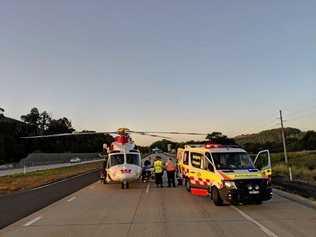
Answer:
[
  {"xmin": 30, "ymin": 171, "xmax": 94, "ymax": 191},
  {"xmin": 146, "ymin": 183, "xmax": 150, "ymax": 193},
  {"xmin": 231, "ymin": 206, "xmax": 278, "ymax": 237},
  {"xmin": 23, "ymin": 216, "xmax": 42, "ymax": 227},
  {"xmin": 67, "ymin": 196, "xmax": 77, "ymax": 202}
]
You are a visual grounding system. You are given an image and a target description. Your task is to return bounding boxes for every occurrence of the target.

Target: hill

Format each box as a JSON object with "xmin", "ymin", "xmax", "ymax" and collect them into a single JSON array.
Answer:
[{"xmin": 235, "ymin": 127, "xmax": 303, "ymax": 145}]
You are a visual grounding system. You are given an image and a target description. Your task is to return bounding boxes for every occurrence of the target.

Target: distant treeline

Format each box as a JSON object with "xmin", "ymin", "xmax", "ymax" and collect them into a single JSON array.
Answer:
[
  {"xmin": 148, "ymin": 129, "xmax": 316, "ymax": 154},
  {"xmin": 241, "ymin": 130, "xmax": 316, "ymax": 153},
  {"xmin": 0, "ymin": 108, "xmax": 113, "ymax": 164}
]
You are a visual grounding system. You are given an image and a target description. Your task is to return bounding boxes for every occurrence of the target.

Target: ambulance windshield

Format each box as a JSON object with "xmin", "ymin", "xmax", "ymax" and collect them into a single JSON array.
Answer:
[{"xmin": 211, "ymin": 152, "xmax": 255, "ymax": 170}]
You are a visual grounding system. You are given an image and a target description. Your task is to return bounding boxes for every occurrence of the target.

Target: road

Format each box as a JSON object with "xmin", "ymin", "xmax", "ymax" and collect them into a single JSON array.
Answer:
[
  {"xmin": 0, "ymin": 171, "xmax": 99, "ymax": 229},
  {"xmin": 1, "ymin": 185, "xmax": 315, "ymax": 235},
  {"xmin": 0, "ymin": 159, "xmax": 103, "ymax": 177}
]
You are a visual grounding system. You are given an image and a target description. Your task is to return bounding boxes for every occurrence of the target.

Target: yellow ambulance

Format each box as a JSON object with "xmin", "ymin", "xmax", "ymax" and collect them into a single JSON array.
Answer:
[{"xmin": 177, "ymin": 143, "xmax": 272, "ymax": 205}]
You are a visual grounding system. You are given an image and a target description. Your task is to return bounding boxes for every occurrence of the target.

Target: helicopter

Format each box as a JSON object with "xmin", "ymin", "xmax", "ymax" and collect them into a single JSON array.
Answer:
[{"xmin": 21, "ymin": 128, "xmax": 207, "ymax": 189}]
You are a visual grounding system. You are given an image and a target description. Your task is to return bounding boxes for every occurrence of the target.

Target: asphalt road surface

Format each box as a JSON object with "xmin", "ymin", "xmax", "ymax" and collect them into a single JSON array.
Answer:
[
  {"xmin": 0, "ymin": 171, "xmax": 99, "ymax": 229},
  {"xmin": 1, "ymin": 182, "xmax": 315, "ymax": 236},
  {"xmin": 0, "ymin": 159, "xmax": 103, "ymax": 177}
]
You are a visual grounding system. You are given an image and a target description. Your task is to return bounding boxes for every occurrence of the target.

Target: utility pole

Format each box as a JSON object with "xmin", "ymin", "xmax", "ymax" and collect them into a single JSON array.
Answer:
[{"xmin": 279, "ymin": 110, "xmax": 293, "ymax": 181}]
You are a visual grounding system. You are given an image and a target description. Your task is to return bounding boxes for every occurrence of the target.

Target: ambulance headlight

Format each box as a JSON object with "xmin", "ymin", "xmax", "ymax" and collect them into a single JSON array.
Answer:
[{"xmin": 223, "ymin": 181, "xmax": 237, "ymax": 189}]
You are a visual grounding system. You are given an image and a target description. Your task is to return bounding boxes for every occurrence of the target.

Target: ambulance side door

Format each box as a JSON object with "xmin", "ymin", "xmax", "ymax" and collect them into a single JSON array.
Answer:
[
  {"xmin": 254, "ymin": 150, "xmax": 272, "ymax": 178},
  {"xmin": 201, "ymin": 152, "xmax": 218, "ymax": 188}
]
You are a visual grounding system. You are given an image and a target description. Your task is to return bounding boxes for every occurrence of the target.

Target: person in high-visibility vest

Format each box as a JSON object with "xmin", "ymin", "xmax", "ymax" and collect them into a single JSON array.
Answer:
[
  {"xmin": 153, "ymin": 156, "xmax": 164, "ymax": 188},
  {"xmin": 166, "ymin": 158, "xmax": 176, "ymax": 187}
]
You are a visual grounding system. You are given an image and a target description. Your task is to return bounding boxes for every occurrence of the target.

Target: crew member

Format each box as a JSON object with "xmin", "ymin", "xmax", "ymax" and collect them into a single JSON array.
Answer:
[
  {"xmin": 154, "ymin": 156, "xmax": 164, "ymax": 188},
  {"xmin": 142, "ymin": 160, "xmax": 152, "ymax": 182},
  {"xmin": 166, "ymin": 158, "xmax": 176, "ymax": 187}
]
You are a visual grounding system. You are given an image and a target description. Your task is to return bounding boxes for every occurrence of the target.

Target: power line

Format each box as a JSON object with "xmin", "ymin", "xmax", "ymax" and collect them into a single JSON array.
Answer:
[{"xmin": 286, "ymin": 109, "xmax": 316, "ymax": 123}]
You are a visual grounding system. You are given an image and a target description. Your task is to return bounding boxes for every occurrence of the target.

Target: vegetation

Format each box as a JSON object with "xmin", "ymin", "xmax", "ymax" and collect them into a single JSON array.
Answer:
[
  {"xmin": 236, "ymin": 128, "xmax": 316, "ymax": 153},
  {"xmin": 271, "ymin": 151, "xmax": 316, "ymax": 183},
  {"xmin": 0, "ymin": 107, "xmax": 114, "ymax": 164},
  {"xmin": 0, "ymin": 161, "xmax": 102, "ymax": 194},
  {"xmin": 0, "ymin": 117, "xmax": 30, "ymax": 164},
  {"xmin": 20, "ymin": 107, "xmax": 75, "ymax": 136}
]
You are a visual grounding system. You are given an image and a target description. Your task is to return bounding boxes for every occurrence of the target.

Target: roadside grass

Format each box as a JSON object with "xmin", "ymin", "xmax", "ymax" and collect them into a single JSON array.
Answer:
[
  {"xmin": 271, "ymin": 151, "xmax": 316, "ymax": 184},
  {"xmin": 0, "ymin": 161, "xmax": 102, "ymax": 195}
]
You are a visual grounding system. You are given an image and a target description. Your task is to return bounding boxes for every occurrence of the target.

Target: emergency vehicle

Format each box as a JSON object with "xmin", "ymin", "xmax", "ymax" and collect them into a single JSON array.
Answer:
[{"xmin": 177, "ymin": 143, "xmax": 272, "ymax": 205}]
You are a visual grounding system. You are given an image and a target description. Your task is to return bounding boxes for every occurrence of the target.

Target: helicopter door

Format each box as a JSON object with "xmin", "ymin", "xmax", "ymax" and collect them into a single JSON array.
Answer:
[{"xmin": 254, "ymin": 150, "xmax": 272, "ymax": 178}]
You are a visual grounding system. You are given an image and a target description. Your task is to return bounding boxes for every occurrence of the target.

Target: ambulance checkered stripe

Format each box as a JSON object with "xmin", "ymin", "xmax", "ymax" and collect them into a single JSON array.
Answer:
[{"xmin": 189, "ymin": 177, "xmax": 212, "ymax": 186}]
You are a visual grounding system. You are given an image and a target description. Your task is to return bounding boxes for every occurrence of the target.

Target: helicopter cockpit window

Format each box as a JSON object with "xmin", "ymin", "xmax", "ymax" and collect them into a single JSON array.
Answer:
[
  {"xmin": 109, "ymin": 154, "xmax": 124, "ymax": 167},
  {"xmin": 126, "ymin": 154, "xmax": 140, "ymax": 166}
]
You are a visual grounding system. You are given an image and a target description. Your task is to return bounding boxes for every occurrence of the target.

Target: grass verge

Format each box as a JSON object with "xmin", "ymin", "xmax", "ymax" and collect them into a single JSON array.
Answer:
[
  {"xmin": 0, "ymin": 161, "xmax": 102, "ymax": 195},
  {"xmin": 271, "ymin": 150, "xmax": 316, "ymax": 184}
]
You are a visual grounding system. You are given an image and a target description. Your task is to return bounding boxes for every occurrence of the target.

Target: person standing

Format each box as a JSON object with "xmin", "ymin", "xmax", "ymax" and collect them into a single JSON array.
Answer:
[
  {"xmin": 166, "ymin": 158, "xmax": 176, "ymax": 187},
  {"xmin": 153, "ymin": 156, "xmax": 164, "ymax": 188}
]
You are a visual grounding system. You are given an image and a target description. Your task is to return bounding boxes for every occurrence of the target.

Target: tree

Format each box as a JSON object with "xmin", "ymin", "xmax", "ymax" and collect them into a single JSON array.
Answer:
[
  {"xmin": 206, "ymin": 132, "xmax": 236, "ymax": 145},
  {"xmin": 206, "ymin": 132, "xmax": 225, "ymax": 140},
  {"xmin": 20, "ymin": 107, "xmax": 41, "ymax": 135},
  {"xmin": 21, "ymin": 107, "xmax": 40, "ymax": 126},
  {"xmin": 46, "ymin": 117, "xmax": 75, "ymax": 135},
  {"xmin": 300, "ymin": 131, "xmax": 316, "ymax": 150},
  {"xmin": 39, "ymin": 111, "xmax": 51, "ymax": 134},
  {"xmin": 0, "ymin": 107, "xmax": 4, "ymax": 118}
]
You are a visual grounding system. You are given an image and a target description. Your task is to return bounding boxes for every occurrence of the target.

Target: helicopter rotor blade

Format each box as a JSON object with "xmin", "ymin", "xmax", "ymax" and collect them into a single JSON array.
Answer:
[
  {"xmin": 20, "ymin": 129, "xmax": 207, "ymax": 139},
  {"xmin": 130, "ymin": 131, "xmax": 172, "ymax": 139},
  {"xmin": 129, "ymin": 131, "xmax": 207, "ymax": 136},
  {"xmin": 20, "ymin": 131, "xmax": 117, "ymax": 139}
]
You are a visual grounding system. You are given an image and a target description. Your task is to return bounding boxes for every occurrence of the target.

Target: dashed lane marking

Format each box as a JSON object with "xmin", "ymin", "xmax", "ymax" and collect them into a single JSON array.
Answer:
[
  {"xmin": 146, "ymin": 183, "xmax": 150, "ymax": 193},
  {"xmin": 23, "ymin": 216, "xmax": 42, "ymax": 227},
  {"xmin": 67, "ymin": 196, "xmax": 77, "ymax": 202}
]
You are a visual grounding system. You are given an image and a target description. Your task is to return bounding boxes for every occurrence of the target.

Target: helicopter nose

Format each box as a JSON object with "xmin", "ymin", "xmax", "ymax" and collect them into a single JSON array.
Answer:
[{"xmin": 120, "ymin": 168, "xmax": 132, "ymax": 174}]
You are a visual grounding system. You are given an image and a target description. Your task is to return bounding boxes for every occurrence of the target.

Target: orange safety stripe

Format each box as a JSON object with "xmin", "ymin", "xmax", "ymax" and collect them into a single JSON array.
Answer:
[{"xmin": 217, "ymin": 171, "xmax": 232, "ymax": 181}]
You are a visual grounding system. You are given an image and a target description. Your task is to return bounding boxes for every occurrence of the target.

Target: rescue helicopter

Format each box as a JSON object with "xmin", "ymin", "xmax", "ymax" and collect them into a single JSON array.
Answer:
[{"xmin": 21, "ymin": 128, "xmax": 206, "ymax": 189}]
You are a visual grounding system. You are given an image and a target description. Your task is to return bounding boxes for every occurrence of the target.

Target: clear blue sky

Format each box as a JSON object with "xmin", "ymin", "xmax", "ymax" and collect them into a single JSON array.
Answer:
[{"xmin": 1, "ymin": 1, "xmax": 316, "ymax": 145}]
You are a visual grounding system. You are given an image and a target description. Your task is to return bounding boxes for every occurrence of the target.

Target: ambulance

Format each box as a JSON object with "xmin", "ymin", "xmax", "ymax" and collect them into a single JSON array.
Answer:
[{"xmin": 177, "ymin": 143, "xmax": 272, "ymax": 205}]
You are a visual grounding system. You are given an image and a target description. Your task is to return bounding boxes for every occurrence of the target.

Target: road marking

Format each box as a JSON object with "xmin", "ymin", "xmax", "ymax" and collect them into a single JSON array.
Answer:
[
  {"xmin": 23, "ymin": 216, "xmax": 42, "ymax": 227},
  {"xmin": 30, "ymin": 171, "xmax": 96, "ymax": 191},
  {"xmin": 146, "ymin": 183, "xmax": 150, "ymax": 193},
  {"xmin": 67, "ymin": 196, "xmax": 77, "ymax": 202},
  {"xmin": 231, "ymin": 206, "xmax": 279, "ymax": 237}
]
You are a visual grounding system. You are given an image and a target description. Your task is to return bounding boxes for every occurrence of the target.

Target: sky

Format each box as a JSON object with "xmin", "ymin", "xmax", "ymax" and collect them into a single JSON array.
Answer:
[{"xmin": 1, "ymin": 1, "xmax": 316, "ymax": 145}]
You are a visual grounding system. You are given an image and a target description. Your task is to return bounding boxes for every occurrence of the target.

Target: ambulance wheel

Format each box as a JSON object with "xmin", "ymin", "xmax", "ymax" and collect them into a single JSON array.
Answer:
[
  {"xmin": 185, "ymin": 179, "xmax": 191, "ymax": 192},
  {"xmin": 212, "ymin": 187, "xmax": 223, "ymax": 206}
]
